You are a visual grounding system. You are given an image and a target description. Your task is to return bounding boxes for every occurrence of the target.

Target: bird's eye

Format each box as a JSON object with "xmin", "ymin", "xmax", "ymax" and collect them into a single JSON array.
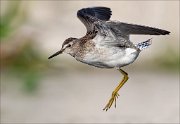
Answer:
[{"xmin": 67, "ymin": 44, "xmax": 71, "ymax": 47}]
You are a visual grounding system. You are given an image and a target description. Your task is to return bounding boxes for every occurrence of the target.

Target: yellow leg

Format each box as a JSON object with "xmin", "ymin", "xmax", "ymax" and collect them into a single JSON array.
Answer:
[{"xmin": 103, "ymin": 69, "xmax": 129, "ymax": 111}]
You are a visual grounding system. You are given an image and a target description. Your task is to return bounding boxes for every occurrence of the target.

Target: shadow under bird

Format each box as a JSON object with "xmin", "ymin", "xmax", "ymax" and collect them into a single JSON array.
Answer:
[{"xmin": 48, "ymin": 7, "xmax": 170, "ymax": 111}]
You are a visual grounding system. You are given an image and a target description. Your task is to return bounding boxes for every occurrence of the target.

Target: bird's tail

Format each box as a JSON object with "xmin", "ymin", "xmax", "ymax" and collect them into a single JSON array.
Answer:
[{"xmin": 136, "ymin": 38, "xmax": 152, "ymax": 51}]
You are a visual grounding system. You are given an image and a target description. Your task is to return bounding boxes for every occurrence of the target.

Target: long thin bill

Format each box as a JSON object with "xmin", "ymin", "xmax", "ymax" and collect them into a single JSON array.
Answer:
[{"xmin": 48, "ymin": 50, "xmax": 63, "ymax": 59}]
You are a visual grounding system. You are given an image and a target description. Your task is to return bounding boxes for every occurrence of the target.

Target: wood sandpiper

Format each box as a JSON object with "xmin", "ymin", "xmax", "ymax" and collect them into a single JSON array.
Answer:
[{"xmin": 48, "ymin": 7, "xmax": 170, "ymax": 111}]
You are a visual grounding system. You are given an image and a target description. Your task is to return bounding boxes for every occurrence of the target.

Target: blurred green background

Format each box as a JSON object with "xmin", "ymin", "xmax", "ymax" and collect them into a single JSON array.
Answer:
[{"xmin": 0, "ymin": 1, "xmax": 179, "ymax": 123}]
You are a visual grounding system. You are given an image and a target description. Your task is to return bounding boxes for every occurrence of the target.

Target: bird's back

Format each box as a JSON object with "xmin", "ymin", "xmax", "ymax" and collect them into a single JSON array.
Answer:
[{"xmin": 67, "ymin": 7, "xmax": 170, "ymax": 68}]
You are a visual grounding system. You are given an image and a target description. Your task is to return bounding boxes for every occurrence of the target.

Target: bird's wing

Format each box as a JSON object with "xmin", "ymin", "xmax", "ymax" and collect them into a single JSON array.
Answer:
[
  {"xmin": 93, "ymin": 20, "xmax": 170, "ymax": 47},
  {"xmin": 77, "ymin": 7, "xmax": 112, "ymax": 33},
  {"xmin": 93, "ymin": 20, "xmax": 132, "ymax": 47},
  {"xmin": 107, "ymin": 21, "xmax": 170, "ymax": 36}
]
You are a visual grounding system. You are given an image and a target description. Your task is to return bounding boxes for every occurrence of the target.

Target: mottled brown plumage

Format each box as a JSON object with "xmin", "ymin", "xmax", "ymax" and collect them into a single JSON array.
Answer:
[{"xmin": 48, "ymin": 7, "xmax": 170, "ymax": 111}]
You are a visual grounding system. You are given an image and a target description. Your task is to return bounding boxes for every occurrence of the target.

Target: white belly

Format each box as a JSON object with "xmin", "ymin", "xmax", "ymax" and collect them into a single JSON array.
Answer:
[
  {"xmin": 106, "ymin": 48, "xmax": 139, "ymax": 67},
  {"xmin": 82, "ymin": 47, "xmax": 139, "ymax": 68}
]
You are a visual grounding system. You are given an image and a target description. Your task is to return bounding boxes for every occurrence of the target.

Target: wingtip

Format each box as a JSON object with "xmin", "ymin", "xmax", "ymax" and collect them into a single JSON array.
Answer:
[
  {"xmin": 166, "ymin": 31, "xmax": 170, "ymax": 35},
  {"xmin": 155, "ymin": 29, "xmax": 170, "ymax": 35},
  {"xmin": 77, "ymin": 6, "xmax": 112, "ymax": 21},
  {"xmin": 163, "ymin": 30, "xmax": 170, "ymax": 35}
]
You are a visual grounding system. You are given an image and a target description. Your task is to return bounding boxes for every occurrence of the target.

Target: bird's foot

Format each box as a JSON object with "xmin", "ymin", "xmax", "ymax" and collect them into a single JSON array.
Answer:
[{"xmin": 103, "ymin": 91, "xmax": 120, "ymax": 111}]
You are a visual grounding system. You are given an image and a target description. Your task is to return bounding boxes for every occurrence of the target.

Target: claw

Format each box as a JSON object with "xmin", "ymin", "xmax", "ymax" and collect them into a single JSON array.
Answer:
[
  {"xmin": 103, "ymin": 69, "xmax": 129, "ymax": 111},
  {"xmin": 103, "ymin": 91, "xmax": 120, "ymax": 111}
]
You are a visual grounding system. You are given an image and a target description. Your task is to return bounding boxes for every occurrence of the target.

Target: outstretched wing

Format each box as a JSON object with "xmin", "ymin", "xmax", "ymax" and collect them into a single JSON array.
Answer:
[
  {"xmin": 93, "ymin": 21, "xmax": 170, "ymax": 48},
  {"xmin": 107, "ymin": 21, "xmax": 170, "ymax": 37},
  {"xmin": 77, "ymin": 7, "xmax": 112, "ymax": 33}
]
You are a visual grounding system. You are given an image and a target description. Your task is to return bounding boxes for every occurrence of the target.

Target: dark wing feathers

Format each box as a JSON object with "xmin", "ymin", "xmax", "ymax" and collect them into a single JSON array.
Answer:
[
  {"xmin": 89, "ymin": 7, "xmax": 111, "ymax": 21},
  {"xmin": 77, "ymin": 7, "xmax": 112, "ymax": 33},
  {"xmin": 77, "ymin": 7, "xmax": 170, "ymax": 37},
  {"xmin": 78, "ymin": 7, "xmax": 111, "ymax": 21},
  {"xmin": 108, "ymin": 22, "xmax": 170, "ymax": 36}
]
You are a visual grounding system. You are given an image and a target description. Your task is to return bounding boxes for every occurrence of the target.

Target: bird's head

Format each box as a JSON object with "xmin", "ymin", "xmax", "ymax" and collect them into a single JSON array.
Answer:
[{"xmin": 48, "ymin": 37, "xmax": 77, "ymax": 59}]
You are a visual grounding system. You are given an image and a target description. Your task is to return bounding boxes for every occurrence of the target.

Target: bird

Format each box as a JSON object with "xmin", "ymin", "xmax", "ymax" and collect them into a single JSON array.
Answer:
[{"xmin": 48, "ymin": 7, "xmax": 170, "ymax": 111}]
